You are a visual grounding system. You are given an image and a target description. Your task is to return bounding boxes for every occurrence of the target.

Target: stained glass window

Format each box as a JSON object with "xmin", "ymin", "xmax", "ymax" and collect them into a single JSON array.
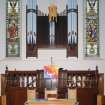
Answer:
[
  {"xmin": 6, "ymin": 0, "xmax": 20, "ymax": 57},
  {"xmin": 84, "ymin": 0, "xmax": 99, "ymax": 57}
]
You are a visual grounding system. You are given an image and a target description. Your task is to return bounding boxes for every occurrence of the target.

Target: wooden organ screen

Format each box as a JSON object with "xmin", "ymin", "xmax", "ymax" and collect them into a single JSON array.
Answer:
[
  {"xmin": 5, "ymin": 69, "xmax": 103, "ymax": 105},
  {"xmin": 58, "ymin": 69, "xmax": 99, "ymax": 105},
  {"xmin": 5, "ymin": 70, "xmax": 44, "ymax": 105}
]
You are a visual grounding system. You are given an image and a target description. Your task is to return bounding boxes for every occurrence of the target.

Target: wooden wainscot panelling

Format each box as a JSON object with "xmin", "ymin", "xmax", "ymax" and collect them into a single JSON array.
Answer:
[
  {"xmin": 0, "ymin": 96, "xmax": 1, "ymax": 105},
  {"xmin": 67, "ymin": 45, "xmax": 78, "ymax": 57},
  {"xmin": 1, "ymin": 74, "xmax": 6, "ymax": 96},
  {"xmin": 6, "ymin": 87, "xmax": 27, "ymax": 105},
  {"xmin": 98, "ymin": 73, "xmax": 104, "ymax": 95},
  {"xmin": 26, "ymin": 45, "xmax": 38, "ymax": 57},
  {"xmin": 68, "ymin": 88, "xmax": 77, "ymax": 102},
  {"xmin": 97, "ymin": 95, "xmax": 105, "ymax": 105},
  {"xmin": 0, "ymin": 95, "xmax": 6, "ymax": 105},
  {"xmin": 77, "ymin": 88, "xmax": 97, "ymax": 105},
  {"xmin": 27, "ymin": 88, "xmax": 36, "ymax": 101},
  {"xmin": 45, "ymin": 88, "xmax": 57, "ymax": 100}
]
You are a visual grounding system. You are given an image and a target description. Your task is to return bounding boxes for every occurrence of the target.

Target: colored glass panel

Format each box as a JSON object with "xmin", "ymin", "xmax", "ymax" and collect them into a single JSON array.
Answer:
[
  {"xmin": 6, "ymin": 0, "xmax": 20, "ymax": 57},
  {"xmin": 85, "ymin": 0, "xmax": 99, "ymax": 57}
]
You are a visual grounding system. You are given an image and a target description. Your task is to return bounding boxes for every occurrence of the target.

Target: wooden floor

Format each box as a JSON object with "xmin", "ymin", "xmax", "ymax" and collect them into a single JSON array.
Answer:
[{"xmin": 26, "ymin": 99, "xmax": 75, "ymax": 105}]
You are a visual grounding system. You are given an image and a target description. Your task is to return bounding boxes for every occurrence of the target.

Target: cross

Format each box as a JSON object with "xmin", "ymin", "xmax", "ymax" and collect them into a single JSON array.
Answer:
[{"xmin": 51, "ymin": 56, "xmax": 53, "ymax": 66}]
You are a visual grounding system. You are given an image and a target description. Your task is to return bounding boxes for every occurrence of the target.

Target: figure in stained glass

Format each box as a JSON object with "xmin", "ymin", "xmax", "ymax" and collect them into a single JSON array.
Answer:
[
  {"xmin": 6, "ymin": 0, "xmax": 20, "ymax": 57},
  {"xmin": 85, "ymin": 0, "xmax": 99, "ymax": 57},
  {"xmin": 87, "ymin": 21, "xmax": 97, "ymax": 42},
  {"xmin": 8, "ymin": 20, "xmax": 17, "ymax": 39}
]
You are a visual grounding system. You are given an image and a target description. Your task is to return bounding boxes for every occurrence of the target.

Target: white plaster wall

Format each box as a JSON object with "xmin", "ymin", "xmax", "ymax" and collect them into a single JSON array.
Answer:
[
  {"xmin": 0, "ymin": 75, "xmax": 1, "ymax": 96},
  {"xmin": 0, "ymin": 0, "xmax": 6, "ymax": 60},
  {"xmin": 0, "ymin": 0, "xmax": 105, "ymax": 96},
  {"xmin": 99, "ymin": 0, "xmax": 105, "ymax": 59},
  {"xmin": 37, "ymin": 0, "xmax": 67, "ymax": 14}
]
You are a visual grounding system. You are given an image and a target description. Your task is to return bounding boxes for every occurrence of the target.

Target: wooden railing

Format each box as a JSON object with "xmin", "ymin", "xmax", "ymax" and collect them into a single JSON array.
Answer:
[{"xmin": 5, "ymin": 71, "xmax": 37, "ymax": 88}]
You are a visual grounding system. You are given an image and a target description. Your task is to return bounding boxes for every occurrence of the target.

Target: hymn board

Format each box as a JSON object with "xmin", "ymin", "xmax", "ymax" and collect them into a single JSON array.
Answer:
[{"xmin": 26, "ymin": 0, "xmax": 78, "ymax": 57}]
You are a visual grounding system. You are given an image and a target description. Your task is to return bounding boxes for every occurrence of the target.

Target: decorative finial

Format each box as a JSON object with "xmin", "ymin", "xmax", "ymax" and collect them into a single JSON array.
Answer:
[
  {"xmin": 5, "ymin": 65, "xmax": 8, "ymax": 73},
  {"xmin": 6, "ymin": 65, "xmax": 8, "ymax": 71},
  {"xmin": 96, "ymin": 65, "xmax": 98, "ymax": 70}
]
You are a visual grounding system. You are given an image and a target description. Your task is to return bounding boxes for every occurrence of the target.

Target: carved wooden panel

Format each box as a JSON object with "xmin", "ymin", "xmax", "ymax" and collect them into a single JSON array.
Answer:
[
  {"xmin": 6, "ymin": 87, "xmax": 27, "ymax": 105},
  {"xmin": 98, "ymin": 73, "xmax": 104, "ymax": 95},
  {"xmin": 36, "ymin": 70, "xmax": 45, "ymax": 98},
  {"xmin": 77, "ymin": 88, "xmax": 97, "ymax": 105},
  {"xmin": 58, "ymin": 70, "xmax": 68, "ymax": 98}
]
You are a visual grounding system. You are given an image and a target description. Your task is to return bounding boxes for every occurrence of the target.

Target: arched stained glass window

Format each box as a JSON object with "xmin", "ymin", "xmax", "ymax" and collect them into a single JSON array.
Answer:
[
  {"xmin": 6, "ymin": 0, "xmax": 20, "ymax": 57},
  {"xmin": 84, "ymin": 0, "xmax": 99, "ymax": 57}
]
